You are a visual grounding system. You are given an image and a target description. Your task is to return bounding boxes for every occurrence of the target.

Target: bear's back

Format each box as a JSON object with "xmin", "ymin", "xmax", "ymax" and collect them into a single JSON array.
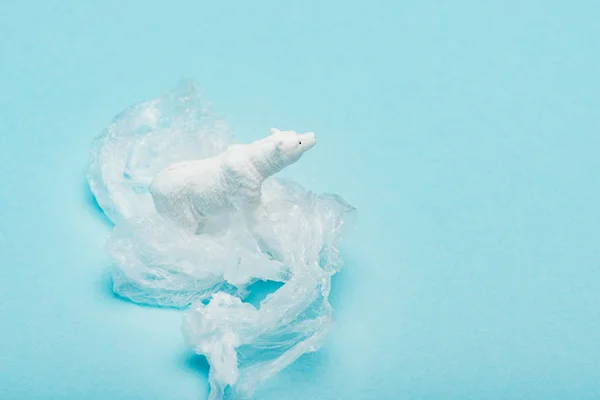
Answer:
[{"xmin": 151, "ymin": 156, "xmax": 224, "ymax": 197}]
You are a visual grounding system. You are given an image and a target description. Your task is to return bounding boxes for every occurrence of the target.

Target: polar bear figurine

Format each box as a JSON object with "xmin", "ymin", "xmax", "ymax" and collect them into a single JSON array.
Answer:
[{"xmin": 149, "ymin": 128, "xmax": 317, "ymax": 233}]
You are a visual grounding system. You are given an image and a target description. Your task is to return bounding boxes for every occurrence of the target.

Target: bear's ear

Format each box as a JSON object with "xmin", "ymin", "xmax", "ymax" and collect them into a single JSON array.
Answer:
[
  {"xmin": 273, "ymin": 137, "xmax": 285, "ymax": 152},
  {"xmin": 270, "ymin": 128, "xmax": 280, "ymax": 136}
]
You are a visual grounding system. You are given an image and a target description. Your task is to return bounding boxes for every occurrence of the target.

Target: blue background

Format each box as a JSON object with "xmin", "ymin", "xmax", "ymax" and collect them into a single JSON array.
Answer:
[{"xmin": 1, "ymin": 1, "xmax": 600, "ymax": 399}]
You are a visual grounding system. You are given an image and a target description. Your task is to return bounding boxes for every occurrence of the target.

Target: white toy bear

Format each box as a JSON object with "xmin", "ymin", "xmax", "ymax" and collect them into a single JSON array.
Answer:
[{"xmin": 150, "ymin": 128, "xmax": 316, "ymax": 233}]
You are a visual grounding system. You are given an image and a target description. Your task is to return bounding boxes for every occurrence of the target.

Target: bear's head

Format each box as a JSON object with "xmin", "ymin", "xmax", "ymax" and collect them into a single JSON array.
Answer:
[{"xmin": 269, "ymin": 128, "xmax": 316, "ymax": 167}]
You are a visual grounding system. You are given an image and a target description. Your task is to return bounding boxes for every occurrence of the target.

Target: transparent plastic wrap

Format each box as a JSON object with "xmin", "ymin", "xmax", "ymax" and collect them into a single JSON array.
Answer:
[
  {"xmin": 88, "ymin": 81, "xmax": 234, "ymax": 224},
  {"xmin": 88, "ymin": 81, "xmax": 356, "ymax": 399}
]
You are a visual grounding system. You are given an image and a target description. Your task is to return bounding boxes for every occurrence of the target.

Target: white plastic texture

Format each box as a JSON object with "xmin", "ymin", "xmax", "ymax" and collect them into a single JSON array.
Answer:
[{"xmin": 87, "ymin": 81, "xmax": 356, "ymax": 399}]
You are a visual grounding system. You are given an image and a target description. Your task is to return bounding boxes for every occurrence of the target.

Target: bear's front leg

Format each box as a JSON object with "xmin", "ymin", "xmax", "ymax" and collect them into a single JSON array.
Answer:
[
  {"xmin": 222, "ymin": 153, "xmax": 266, "ymax": 229},
  {"xmin": 243, "ymin": 204, "xmax": 269, "ymax": 231},
  {"xmin": 194, "ymin": 218, "xmax": 207, "ymax": 235},
  {"xmin": 196, "ymin": 214, "xmax": 232, "ymax": 235},
  {"xmin": 226, "ymin": 190, "xmax": 265, "ymax": 230},
  {"xmin": 241, "ymin": 197, "xmax": 265, "ymax": 228}
]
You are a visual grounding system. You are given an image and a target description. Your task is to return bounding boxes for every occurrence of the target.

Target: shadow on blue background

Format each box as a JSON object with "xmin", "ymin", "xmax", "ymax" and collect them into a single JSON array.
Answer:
[
  {"xmin": 82, "ymin": 178, "xmax": 114, "ymax": 229},
  {"xmin": 183, "ymin": 354, "xmax": 211, "ymax": 386}
]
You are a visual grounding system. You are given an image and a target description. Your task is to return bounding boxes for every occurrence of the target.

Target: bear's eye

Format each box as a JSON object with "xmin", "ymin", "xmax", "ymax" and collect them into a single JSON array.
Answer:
[{"xmin": 298, "ymin": 141, "xmax": 302, "ymax": 145}]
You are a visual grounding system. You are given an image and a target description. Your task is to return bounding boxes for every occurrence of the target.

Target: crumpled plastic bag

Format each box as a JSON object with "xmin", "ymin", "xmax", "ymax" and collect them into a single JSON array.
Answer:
[{"xmin": 88, "ymin": 81, "xmax": 355, "ymax": 399}]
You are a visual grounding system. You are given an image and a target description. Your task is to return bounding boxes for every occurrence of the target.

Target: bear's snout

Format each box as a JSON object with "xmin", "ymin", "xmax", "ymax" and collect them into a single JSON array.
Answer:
[{"xmin": 299, "ymin": 132, "xmax": 316, "ymax": 151}]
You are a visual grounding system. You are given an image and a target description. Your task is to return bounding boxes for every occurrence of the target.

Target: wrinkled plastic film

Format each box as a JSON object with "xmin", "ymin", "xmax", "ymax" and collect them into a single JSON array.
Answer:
[{"xmin": 88, "ymin": 81, "xmax": 355, "ymax": 398}]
